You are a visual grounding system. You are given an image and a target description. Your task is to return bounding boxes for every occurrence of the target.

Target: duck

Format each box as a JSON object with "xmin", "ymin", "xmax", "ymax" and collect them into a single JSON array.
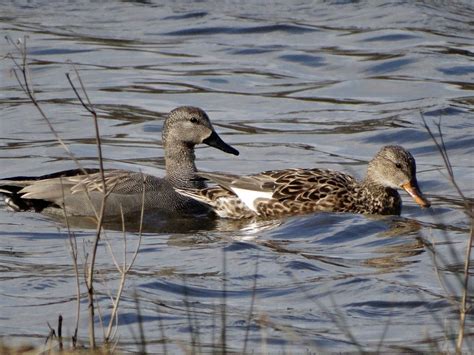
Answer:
[
  {"xmin": 0, "ymin": 106, "xmax": 239, "ymax": 219},
  {"xmin": 176, "ymin": 145, "xmax": 431, "ymax": 219}
]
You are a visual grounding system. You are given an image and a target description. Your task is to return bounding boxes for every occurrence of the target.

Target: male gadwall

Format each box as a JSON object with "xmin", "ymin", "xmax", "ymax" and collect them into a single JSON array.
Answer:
[
  {"xmin": 176, "ymin": 145, "xmax": 431, "ymax": 219},
  {"xmin": 0, "ymin": 106, "xmax": 239, "ymax": 218}
]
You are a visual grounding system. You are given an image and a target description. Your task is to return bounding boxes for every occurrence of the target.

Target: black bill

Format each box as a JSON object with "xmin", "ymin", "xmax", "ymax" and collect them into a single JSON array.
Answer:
[{"xmin": 202, "ymin": 131, "xmax": 239, "ymax": 156}]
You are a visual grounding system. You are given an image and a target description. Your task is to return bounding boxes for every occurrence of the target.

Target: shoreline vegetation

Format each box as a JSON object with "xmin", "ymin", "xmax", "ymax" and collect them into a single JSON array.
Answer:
[{"xmin": 1, "ymin": 37, "xmax": 472, "ymax": 354}]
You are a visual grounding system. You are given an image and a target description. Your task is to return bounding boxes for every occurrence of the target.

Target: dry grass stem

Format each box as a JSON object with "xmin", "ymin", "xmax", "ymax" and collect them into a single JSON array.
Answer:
[
  {"xmin": 61, "ymin": 177, "xmax": 82, "ymax": 347},
  {"xmin": 220, "ymin": 249, "xmax": 228, "ymax": 354},
  {"xmin": 155, "ymin": 304, "xmax": 168, "ymax": 355},
  {"xmin": 421, "ymin": 112, "xmax": 473, "ymax": 353},
  {"xmin": 456, "ymin": 222, "xmax": 473, "ymax": 354},
  {"xmin": 243, "ymin": 252, "xmax": 259, "ymax": 353},
  {"xmin": 6, "ymin": 36, "xmax": 87, "ymax": 174},
  {"xmin": 7, "ymin": 36, "xmax": 145, "ymax": 351}
]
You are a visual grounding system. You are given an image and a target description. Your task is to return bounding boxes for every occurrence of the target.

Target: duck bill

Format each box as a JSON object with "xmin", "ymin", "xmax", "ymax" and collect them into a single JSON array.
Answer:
[
  {"xmin": 202, "ymin": 131, "xmax": 239, "ymax": 156},
  {"xmin": 402, "ymin": 180, "xmax": 431, "ymax": 208}
]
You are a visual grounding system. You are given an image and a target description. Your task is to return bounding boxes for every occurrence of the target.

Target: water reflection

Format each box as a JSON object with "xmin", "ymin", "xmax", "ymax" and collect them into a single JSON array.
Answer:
[{"xmin": 51, "ymin": 213, "xmax": 219, "ymax": 234}]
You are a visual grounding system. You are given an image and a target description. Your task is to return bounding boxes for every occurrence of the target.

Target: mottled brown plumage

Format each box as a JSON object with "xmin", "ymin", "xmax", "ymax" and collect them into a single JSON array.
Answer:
[{"xmin": 176, "ymin": 146, "xmax": 431, "ymax": 219}]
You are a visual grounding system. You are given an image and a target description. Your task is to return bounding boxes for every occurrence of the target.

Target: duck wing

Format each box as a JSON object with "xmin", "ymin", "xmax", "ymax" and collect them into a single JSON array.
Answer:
[
  {"xmin": 263, "ymin": 168, "xmax": 356, "ymax": 202},
  {"xmin": 199, "ymin": 168, "xmax": 357, "ymax": 216}
]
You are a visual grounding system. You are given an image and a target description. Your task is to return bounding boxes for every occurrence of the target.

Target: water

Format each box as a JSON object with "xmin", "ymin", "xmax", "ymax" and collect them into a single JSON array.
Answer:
[{"xmin": 1, "ymin": 0, "xmax": 473, "ymax": 352}]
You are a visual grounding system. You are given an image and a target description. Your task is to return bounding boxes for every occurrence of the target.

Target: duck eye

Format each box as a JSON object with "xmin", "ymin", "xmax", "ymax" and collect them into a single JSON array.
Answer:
[
  {"xmin": 190, "ymin": 117, "xmax": 199, "ymax": 124},
  {"xmin": 395, "ymin": 163, "xmax": 402, "ymax": 169}
]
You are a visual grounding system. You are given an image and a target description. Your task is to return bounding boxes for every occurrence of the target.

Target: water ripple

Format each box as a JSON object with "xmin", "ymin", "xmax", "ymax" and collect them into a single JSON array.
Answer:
[{"xmin": 162, "ymin": 24, "xmax": 318, "ymax": 36}]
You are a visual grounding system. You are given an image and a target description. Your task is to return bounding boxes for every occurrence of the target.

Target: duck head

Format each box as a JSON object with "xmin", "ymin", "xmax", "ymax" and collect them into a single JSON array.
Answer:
[
  {"xmin": 163, "ymin": 106, "xmax": 239, "ymax": 155},
  {"xmin": 366, "ymin": 145, "xmax": 430, "ymax": 208}
]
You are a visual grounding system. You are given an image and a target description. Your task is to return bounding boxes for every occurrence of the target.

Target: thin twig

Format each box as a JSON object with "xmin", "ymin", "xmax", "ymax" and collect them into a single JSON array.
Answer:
[
  {"xmin": 104, "ymin": 176, "xmax": 145, "ymax": 342},
  {"xmin": 156, "ymin": 303, "xmax": 168, "ymax": 355},
  {"xmin": 221, "ymin": 248, "xmax": 227, "ymax": 354},
  {"xmin": 420, "ymin": 112, "xmax": 471, "ymax": 216},
  {"xmin": 135, "ymin": 293, "xmax": 147, "ymax": 354},
  {"xmin": 7, "ymin": 36, "xmax": 87, "ymax": 175},
  {"xmin": 7, "ymin": 35, "xmax": 106, "ymax": 349},
  {"xmin": 182, "ymin": 275, "xmax": 197, "ymax": 355},
  {"xmin": 456, "ymin": 221, "xmax": 474, "ymax": 354},
  {"xmin": 45, "ymin": 321, "xmax": 56, "ymax": 350},
  {"xmin": 58, "ymin": 314, "xmax": 63, "ymax": 350},
  {"xmin": 60, "ymin": 176, "xmax": 81, "ymax": 348},
  {"xmin": 420, "ymin": 111, "xmax": 473, "ymax": 353},
  {"xmin": 66, "ymin": 64, "xmax": 109, "ymax": 349},
  {"xmin": 243, "ymin": 251, "xmax": 260, "ymax": 353},
  {"xmin": 288, "ymin": 271, "xmax": 358, "ymax": 353},
  {"xmin": 66, "ymin": 67, "xmax": 106, "ymax": 189}
]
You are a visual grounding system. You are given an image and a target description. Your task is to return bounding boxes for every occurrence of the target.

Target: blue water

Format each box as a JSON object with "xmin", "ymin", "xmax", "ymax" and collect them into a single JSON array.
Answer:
[{"xmin": 0, "ymin": 1, "xmax": 473, "ymax": 352}]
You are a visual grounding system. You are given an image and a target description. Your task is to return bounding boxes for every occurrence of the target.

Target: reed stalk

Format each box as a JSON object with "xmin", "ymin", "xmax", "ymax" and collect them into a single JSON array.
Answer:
[{"xmin": 7, "ymin": 36, "xmax": 145, "ymax": 351}]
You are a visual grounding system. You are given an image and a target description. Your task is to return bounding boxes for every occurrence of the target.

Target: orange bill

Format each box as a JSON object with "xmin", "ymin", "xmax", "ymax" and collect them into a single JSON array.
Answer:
[{"xmin": 402, "ymin": 181, "xmax": 431, "ymax": 208}]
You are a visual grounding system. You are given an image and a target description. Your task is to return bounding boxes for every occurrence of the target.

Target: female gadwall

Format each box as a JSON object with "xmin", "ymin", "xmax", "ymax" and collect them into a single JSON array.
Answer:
[
  {"xmin": 176, "ymin": 146, "xmax": 430, "ymax": 219},
  {"xmin": 0, "ymin": 106, "xmax": 239, "ymax": 218}
]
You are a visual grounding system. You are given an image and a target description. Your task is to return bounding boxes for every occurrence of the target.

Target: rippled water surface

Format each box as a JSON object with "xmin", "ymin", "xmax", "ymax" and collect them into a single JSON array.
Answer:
[{"xmin": 0, "ymin": 1, "xmax": 473, "ymax": 353}]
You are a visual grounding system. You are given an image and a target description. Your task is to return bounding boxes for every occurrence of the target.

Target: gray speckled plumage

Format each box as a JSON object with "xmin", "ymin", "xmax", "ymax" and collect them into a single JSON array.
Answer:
[
  {"xmin": 0, "ymin": 106, "xmax": 239, "ymax": 218},
  {"xmin": 176, "ymin": 146, "xmax": 431, "ymax": 219}
]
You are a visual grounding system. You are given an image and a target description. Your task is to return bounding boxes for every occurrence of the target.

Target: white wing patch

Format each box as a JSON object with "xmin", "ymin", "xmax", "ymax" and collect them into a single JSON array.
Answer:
[{"xmin": 230, "ymin": 187, "xmax": 273, "ymax": 213}]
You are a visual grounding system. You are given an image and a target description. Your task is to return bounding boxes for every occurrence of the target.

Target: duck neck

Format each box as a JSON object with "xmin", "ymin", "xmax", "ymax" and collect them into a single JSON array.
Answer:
[
  {"xmin": 360, "ymin": 176, "xmax": 390, "ymax": 194},
  {"xmin": 361, "ymin": 160, "xmax": 397, "ymax": 202},
  {"xmin": 358, "ymin": 176, "xmax": 401, "ymax": 215},
  {"xmin": 164, "ymin": 142, "xmax": 206, "ymax": 189}
]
